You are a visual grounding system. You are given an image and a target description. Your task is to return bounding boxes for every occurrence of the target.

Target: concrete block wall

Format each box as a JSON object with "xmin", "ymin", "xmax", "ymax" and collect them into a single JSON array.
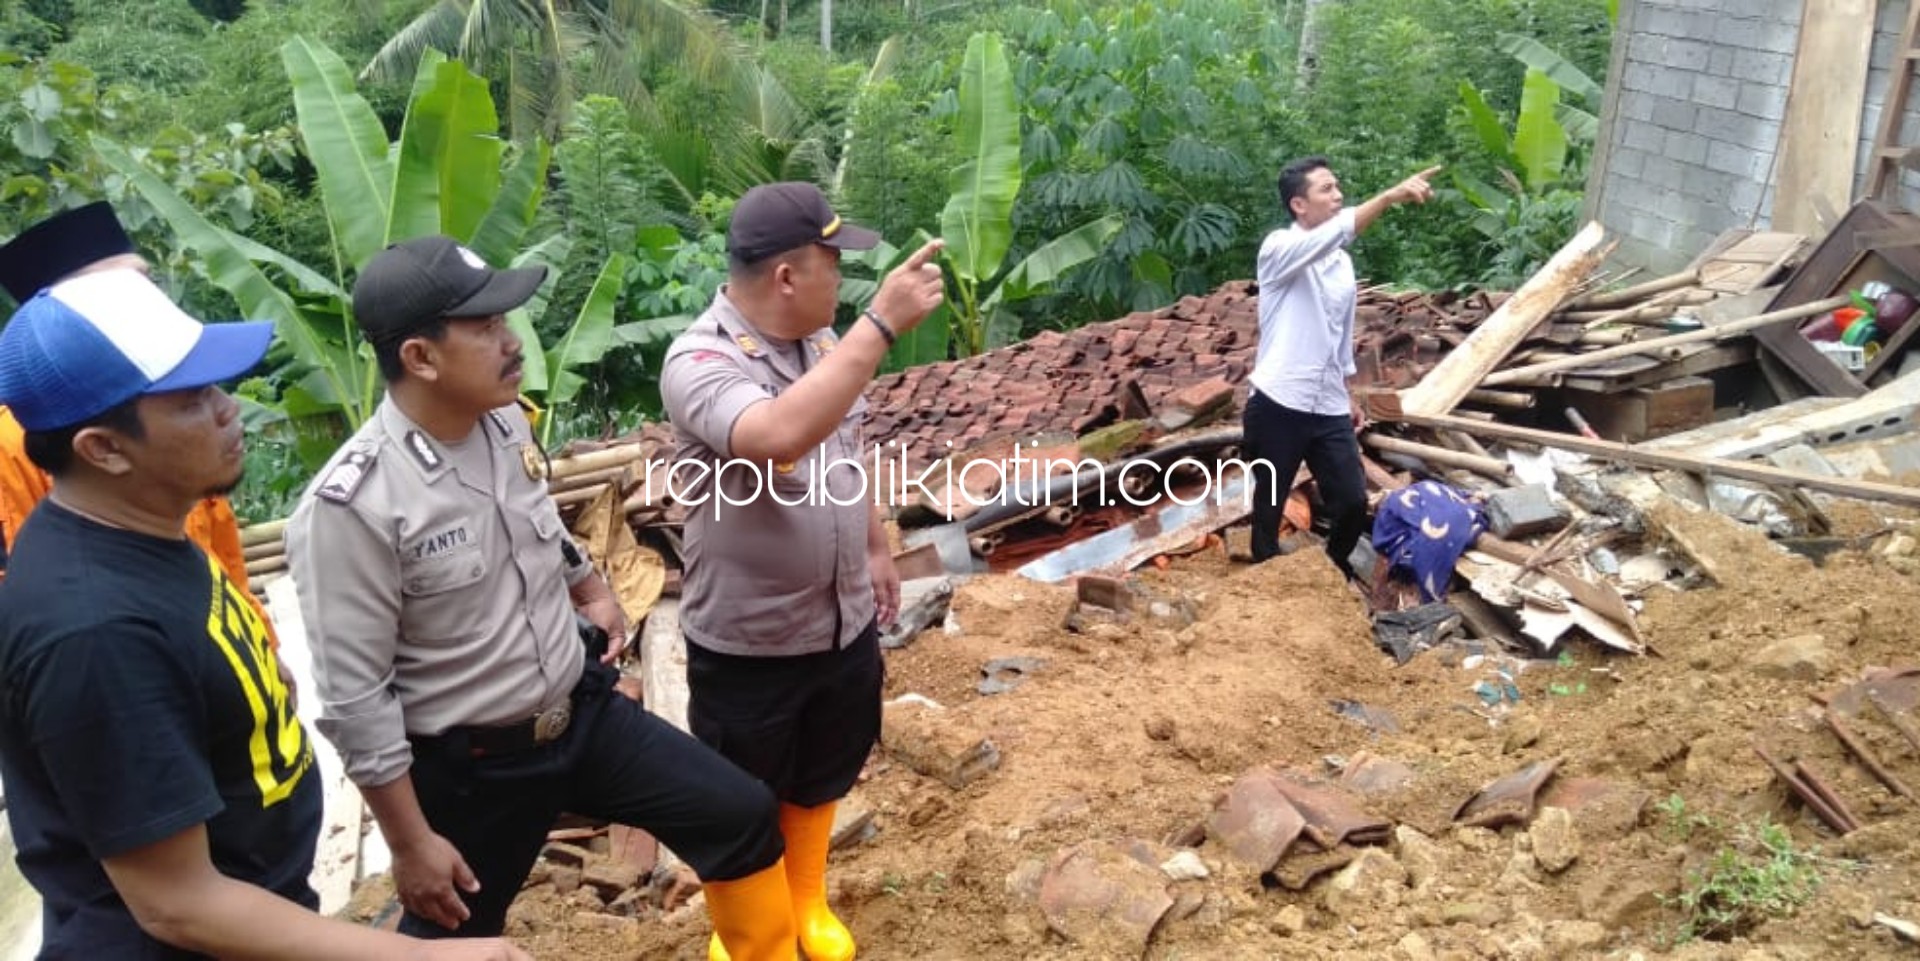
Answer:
[{"xmin": 1588, "ymin": 0, "xmax": 1915, "ymax": 272}]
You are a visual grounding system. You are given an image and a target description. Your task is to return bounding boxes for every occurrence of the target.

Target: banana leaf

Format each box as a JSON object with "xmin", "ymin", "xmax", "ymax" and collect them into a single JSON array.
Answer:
[
  {"xmin": 1512, "ymin": 69, "xmax": 1568, "ymax": 192},
  {"xmin": 1497, "ymin": 33, "xmax": 1601, "ymax": 107},
  {"xmin": 1456, "ymin": 82, "xmax": 1515, "ymax": 171},
  {"xmin": 890, "ymin": 301, "xmax": 951, "ymax": 371},
  {"xmin": 541, "ymin": 253, "xmax": 630, "ymax": 442},
  {"xmin": 95, "ymin": 135, "xmax": 370, "ymax": 423},
  {"xmin": 938, "ymin": 32, "xmax": 1021, "ymax": 285},
  {"xmin": 985, "ymin": 213, "xmax": 1123, "ymax": 309},
  {"xmin": 469, "ymin": 140, "xmax": 551, "ymax": 266},
  {"xmin": 282, "ymin": 36, "xmax": 394, "ymax": 272},
  {"xmin": 389, "ymin": 53, "xmax": 504, "ymax": 246},
  {"xmin": 612, "ymin": 314, "xmax": 697, "ymax": 350},
  {"xmin": 1556, "ymin": 103, "xmax": 1599, "ymax": 145},
  {"xmin": 504, "ymin": 233, "xmax": 571, "ymax": 397}
]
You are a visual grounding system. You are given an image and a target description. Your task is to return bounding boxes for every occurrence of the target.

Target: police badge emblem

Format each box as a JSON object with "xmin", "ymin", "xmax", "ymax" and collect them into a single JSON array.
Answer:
[{"xmin": 521, "ymin": 443, "xmax": 549, "ymax": 481}]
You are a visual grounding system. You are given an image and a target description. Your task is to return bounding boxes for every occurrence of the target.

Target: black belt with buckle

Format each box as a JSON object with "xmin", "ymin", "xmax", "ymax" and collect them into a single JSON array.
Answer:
[{"xmin": 460, "ymin": 702, "xmax": 573, "ymax": 757}]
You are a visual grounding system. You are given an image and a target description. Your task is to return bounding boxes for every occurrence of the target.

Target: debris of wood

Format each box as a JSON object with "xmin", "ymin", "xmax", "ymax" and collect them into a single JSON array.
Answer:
[{"xmin": 1389, "ymin": 222, "xmax": 1612, "ymax": 418}]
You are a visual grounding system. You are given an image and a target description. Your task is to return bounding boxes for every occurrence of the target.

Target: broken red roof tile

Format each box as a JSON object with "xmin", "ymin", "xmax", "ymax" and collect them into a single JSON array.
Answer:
[{"xmin": 862, "ymin": 280, "xmax": 1490, "ymax": 472}]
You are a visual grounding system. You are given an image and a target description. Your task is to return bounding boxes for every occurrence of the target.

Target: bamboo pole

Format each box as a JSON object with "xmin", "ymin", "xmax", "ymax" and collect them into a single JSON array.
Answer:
[
  {"xmin": 1462, "ymin": 388, "xmax": 1536, "ymax": 409},
  {"xmin": 1362, "ymin": 434, "xmax": 1512, "ymax": 481},
  {"xmin": 1566, "ymin": 268, "xmax": 1700, "ymax": 310},
  {"xmin": 240, "ymin": 518, "xmax": 288, "ymax": 548},
  {"xmin": 548, "ymin": 443, "xmax": 651, "ymax": 482},
  {"xmin": 1393, "ymin": 412, "xmax": 1920, "ymax": 508},
  {"xmin": 1482, "ymin": 296, "xmax": 1849, "ymax": 387},
  {"xmin": 1576, "ymin": 286, "xmax": 1690, "ymax": 330}
]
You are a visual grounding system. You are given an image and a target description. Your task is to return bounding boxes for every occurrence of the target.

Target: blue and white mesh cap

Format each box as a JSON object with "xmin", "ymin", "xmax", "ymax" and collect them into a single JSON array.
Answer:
[{"xmin": 0, "ymin": 268, "xmax": 274, "ymax": 431}]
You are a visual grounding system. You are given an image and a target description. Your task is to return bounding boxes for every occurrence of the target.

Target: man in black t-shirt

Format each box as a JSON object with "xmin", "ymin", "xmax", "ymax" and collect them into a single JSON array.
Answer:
[{"xmin": 0, "ymin": 270, "xmax": 529, "ymax": 960}]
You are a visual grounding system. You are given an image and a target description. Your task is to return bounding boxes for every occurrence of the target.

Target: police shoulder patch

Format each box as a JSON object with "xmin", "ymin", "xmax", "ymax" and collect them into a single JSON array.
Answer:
[{"xmin": 316, "ymin": 450, "xmax": 376, "ymax": 504}]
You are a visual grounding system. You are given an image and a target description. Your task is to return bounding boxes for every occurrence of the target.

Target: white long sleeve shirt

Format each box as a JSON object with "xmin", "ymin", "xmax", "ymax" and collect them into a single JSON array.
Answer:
[{"xmin": 1250, "ymin": 208, "xmax": 1358, "ymax": 416}]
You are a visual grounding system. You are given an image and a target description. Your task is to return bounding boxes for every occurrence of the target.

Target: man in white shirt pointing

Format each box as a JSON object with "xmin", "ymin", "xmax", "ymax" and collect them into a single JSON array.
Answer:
[{"xmin": 1245, "ymin": 157, "xmax": 1441, "ymax": 570}]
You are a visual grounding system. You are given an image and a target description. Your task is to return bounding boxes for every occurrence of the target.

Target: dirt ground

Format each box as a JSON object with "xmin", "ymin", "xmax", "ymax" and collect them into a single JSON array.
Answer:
[{"xmin": 467, "ymin": 500, "xmax": 1920, "ymax": 960}]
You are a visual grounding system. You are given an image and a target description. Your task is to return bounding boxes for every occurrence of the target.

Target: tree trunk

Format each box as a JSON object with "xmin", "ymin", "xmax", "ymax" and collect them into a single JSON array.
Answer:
[
  {"xmin": 779, "ymin": 0, "xmax": 789, "ymax": 36},
  {"xmin": 821, "ymin": 0, "xmax": 831, "ymax": 53},
  {"xmin": 1294, "ymin": 0, "xmax": 1340, "ymax": 94}
]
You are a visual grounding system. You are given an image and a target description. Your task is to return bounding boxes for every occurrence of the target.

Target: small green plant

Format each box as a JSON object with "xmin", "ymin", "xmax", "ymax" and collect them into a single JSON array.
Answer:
[
  {"xmin": 1655, "ymin": 792, "xmax": 1713, "ymax": 842},
  {"xmin": 1667, "ymin": 821, "xmax": 1825, "ymax": 943}
]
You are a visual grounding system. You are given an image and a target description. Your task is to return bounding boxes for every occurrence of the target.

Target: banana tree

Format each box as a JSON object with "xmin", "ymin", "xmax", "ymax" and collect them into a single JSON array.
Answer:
[
  {"xmin": 96, "ymin": 37, "xmax": 625, "ymax": 450},
  {"xmin": 1454, "ymin": 67, "xmax": 1572, "ymax": 241},
  {"xmin": 939, "ymin": 32, "xmax": 1121, "ymax": 358}
]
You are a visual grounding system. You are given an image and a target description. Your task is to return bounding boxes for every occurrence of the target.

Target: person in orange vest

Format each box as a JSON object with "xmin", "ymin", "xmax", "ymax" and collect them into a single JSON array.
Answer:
[{"xmin": 0, "ymin": 204, "xmax": 264, "ymax": 631}]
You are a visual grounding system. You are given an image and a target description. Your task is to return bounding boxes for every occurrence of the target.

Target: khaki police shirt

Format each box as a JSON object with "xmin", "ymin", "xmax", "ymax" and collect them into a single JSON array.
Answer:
[
  {"xmin": 286, "ymin": 399, "xmax": 593, "ymax": 787},
  {"xmin": 660, "ymin": 291, "xmax": 875, "ymax": 657}
]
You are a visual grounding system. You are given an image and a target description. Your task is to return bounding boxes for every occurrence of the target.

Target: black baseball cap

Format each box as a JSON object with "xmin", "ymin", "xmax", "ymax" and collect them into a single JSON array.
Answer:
[
  {"xmin": 352, "ymin": 235, "xmax": 547, "ymax": 344},
  {"xmin": 0, "ymin": 202, "xmax": 138, "ymax": 303},
  {"xmin": 727, "ymin": 182, "xmax": 880, "ymax": 264}
]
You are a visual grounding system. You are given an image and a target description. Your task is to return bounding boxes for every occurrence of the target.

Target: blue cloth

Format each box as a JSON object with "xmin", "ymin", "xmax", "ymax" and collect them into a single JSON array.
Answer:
[{"xmin": 1371, "ymin": 480, "xmax": 1488, "ymax": 602}]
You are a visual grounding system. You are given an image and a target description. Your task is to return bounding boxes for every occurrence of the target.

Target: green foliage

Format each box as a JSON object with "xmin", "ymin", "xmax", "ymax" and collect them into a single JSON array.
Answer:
[
  {"xmin": 50, "ymin": 0, "xmax": 210, "ymax": 95},
  {"xmin": 3, "ymin": 0, "xmax": 69, "ymax": 57},
  {"xmin": 1655, "ymin": 792, "xmax": 1715, "ymax": 842},
  {"xmin": 1303, "ymin": 0, "xmax": 1611, "ymax": 286},
  {"xmin": 102, "ymin": 39, "xmax": 625, "ymax": 455},
  {"xmin": 941, "ymin": 34, "xmax": 1021, "ymax": 331},
  {"xmin": 0, "ymin": 55, "xmax": 295, "ymax": 322},
  {"xmin": 1448, "ymin": 35, "xmax": 1598, "ymax": 288},
  {"xmin": 1000, "ymin": 0, "xmax": 1298, "ymax": 319},
  {"xmin": 1669, "ymin": 821, "xmax": 1827, "ymax": 943},
  {"xmin": 936, "ymin": 32, "xmax": 1120, "ymax": 356}
]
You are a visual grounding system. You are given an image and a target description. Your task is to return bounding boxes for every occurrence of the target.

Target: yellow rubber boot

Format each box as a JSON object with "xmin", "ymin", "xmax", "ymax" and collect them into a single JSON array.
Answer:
[
  {"xmin": 704, "ymin": 859, "xmax": 798, "ymax": 961},
  {"xmin": 781, "ymin": 801, "xmax": 856, "ymax": 961}
]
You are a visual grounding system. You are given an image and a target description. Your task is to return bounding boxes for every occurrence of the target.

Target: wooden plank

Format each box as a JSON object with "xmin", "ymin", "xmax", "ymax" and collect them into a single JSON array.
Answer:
[
  {"xmin": 1391, "ymin": 222, "xmax": 1611, "ymax": 418},
  {"xmin": 1396, "ymin": 412, "xmax": 1920, "ymax": 509},
  {"xmin": 1773, "ymin": 0, "xmax": 1875, "ymax": 240},
  {"xmin": 1559, "ymin": 341, "xmax": 1756, "ymax": 393},
  {"xmin": 1482, "ymin": 296, "xmax": 1848, "ymax": 387},
  {"xmin": 638, "ymin": 600, "xmax": 689, "ymax": 875}
]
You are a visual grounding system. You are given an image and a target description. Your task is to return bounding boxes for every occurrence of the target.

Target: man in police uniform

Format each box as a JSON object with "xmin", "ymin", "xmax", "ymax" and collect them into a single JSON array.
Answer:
[
  {"xmin": 286, "ymin": 236, "xmax": 793, "ymax": 956},
  {"xmin": 661, "ymin": 183, "xmax": 945, "ymax": 961}
]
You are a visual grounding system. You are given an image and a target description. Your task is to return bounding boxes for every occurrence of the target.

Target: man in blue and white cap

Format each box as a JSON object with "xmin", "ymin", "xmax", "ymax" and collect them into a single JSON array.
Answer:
[{"xmin": 0, "ymin": 268, "xmax": 529, "ymax": 960}]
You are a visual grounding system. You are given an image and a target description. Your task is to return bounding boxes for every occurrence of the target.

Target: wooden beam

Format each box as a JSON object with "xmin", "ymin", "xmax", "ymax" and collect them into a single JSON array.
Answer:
[
  {"xmin": 1390, "ymin": 222, "xmax": 1611, "ymax": 418},
  {"xmin": 1393, "ymin": 412, "xmax": 1920, "ymax": 509},
  {"xmin": 1483, "ymin": 295, "xmax": 1848, "ymax": 387},
  {"xmin": 1772, "ymin": 0, "xmax": 1874, "ymax": 235}
]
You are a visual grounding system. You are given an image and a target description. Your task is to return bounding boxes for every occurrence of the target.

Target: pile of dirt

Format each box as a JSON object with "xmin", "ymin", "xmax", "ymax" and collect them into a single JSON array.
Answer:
[{"xmin": 495, "ymin": 506, "xmax": 1920, "ymax": 960}]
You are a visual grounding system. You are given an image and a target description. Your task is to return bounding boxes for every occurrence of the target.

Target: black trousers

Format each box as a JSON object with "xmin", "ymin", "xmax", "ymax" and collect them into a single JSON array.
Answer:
[
  {"xmin": 686, "ymin": 621, "xmax": 884, "ymax": 808},
  {"xmin": 1242, "ymin": 389, "xmax": 1369, "ymax": 574},
  {"xmin": 398, "ymin": 659, "xmax": 782, "ymax": 938}
]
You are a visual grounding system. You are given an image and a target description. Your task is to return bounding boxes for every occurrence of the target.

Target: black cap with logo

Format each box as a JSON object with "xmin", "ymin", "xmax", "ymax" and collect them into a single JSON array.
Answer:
[
  {"xmin": 727, "ymin": 182, "xmax": 880, "ymax": 265},
  {"xmin": 352, "ymin": 236, "xmax": 548, "ymax": 344}
]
